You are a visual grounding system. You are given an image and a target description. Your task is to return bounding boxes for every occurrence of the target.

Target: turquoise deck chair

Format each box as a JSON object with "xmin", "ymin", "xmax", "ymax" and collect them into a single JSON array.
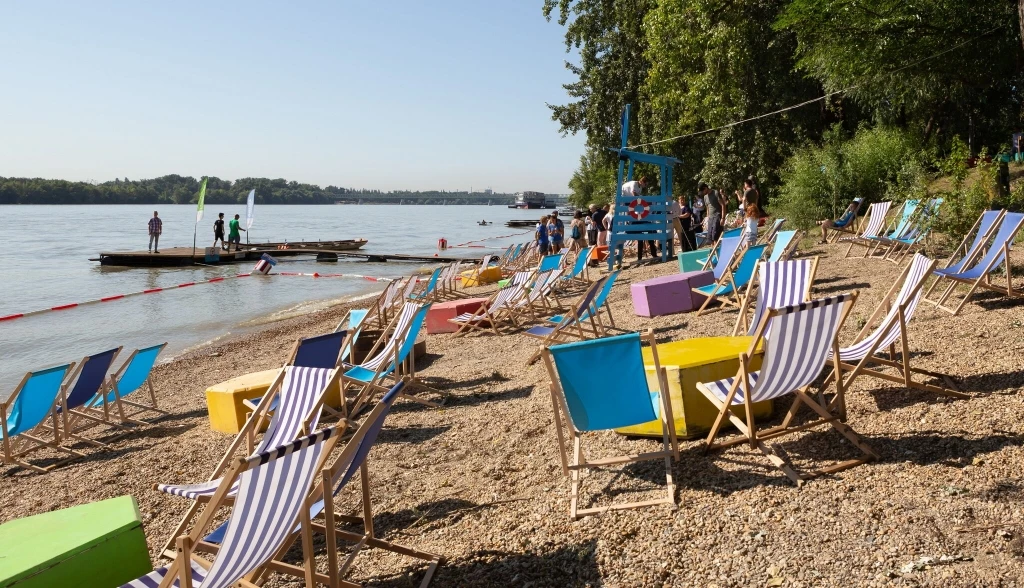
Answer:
[
  {"xmin": 1, "ymin": 363, "xmax": 82, "ymax": 472},
  {"xmin": 542, "ymin": 331, "xmax": 678, "ymax": 519},
  {"xmin": 409, "ymin": 267, "xmax": 443, "ymax": 301},
  {"xmin": 695, "ymin": 244, "xmax": 768, "ymax": 315},
  {"xmin": 338, "ymin": 309, "xmax": 368, "ymax": 363},
  {"xmin": 885, "ymin": 198, "xmax": 944, "ymax": 262},
  {"xmin": 560, "ymin": 247, "xmax": 593, "ymax": 286},
  {"xmin": 88, "ymin": 343, "xmax": 167, "ymax": 424},
  {"xmin": 538, "ymin": 253, "xmax": 564, "ymax": 273},
  {"xmin": 767, "ymin": 230, "xmax": 799, "ymax": 262},
  {"xmin": 548, "ymin": 270, "xmax": 620, "ymax": 328}
]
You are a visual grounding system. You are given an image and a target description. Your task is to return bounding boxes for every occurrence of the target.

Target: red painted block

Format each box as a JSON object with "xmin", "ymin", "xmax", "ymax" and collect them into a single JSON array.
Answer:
[{"xmin": 425, "ymin": 297, "xmax": 490, "ymax": 334}]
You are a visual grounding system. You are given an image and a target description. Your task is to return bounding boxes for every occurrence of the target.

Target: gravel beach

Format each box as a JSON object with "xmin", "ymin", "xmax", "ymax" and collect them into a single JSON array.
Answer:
[{"xmin": 3, "ymin": 240, "xmax": 1024, "ymax": 587}]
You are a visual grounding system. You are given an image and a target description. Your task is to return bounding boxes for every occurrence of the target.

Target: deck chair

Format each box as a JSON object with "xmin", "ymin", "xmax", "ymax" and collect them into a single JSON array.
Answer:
[
  {"xmin": 821, "ymin": 254, "xmax": 966, "ymax": 404},
  {"xmin": 823, "ymin": 197, "xmax": 864, "ymax": 242},
  {"xmin": 558, "ymin": 247, "xmax": 593, "ymax": 288},
  {"xmin": 524, "ymin": 276, "xmax": 609, "ymax": 364},
  {"xmin": 732, "ymin": 258, "xmax": 819, "ymax": 336},
  {"xmin": 462, "ymin": 254, "xmax": 496, "ymax": 286},
  {"xmin": 124, "ymin": 426, "xmax": 342, "ymax": 588},
  {"xmin": 841, "ymin": 201, "xmax": 893, "ymax": 257},
  {"xmin": 241, "ymin": 330, "xmax": 348, "ymax": 416},
  {"xmin": 884, "ymin": 198, "xmax": 944, "ymax": 263},
  {"xmin": 694, "ymin": 244, "xmax": 769, "ymax": 315},
  {"xmin": 513, "ymin": 268, "xmax": 566, "ymax": 320},
  {"xmin": 1, "ymin": 363, "xmax": 81, "ymax": 473},
  {"xmin": 863, "ymin": 199, "xmax": 919, "ymax": 255},
  {"xmin": 409, "ymin": 267, "xmax": 443, "ymax": 302},
  {"xmin": 698, "ymin": 235, "xmax": 743, "ymax": 276},
  {"xmin": 59, "ymin": 347, "xmax": 128, "ymax": 447},
  {"xmin": 87, "ymin": 343, "xmax": 167, "ymax": 425},
  {"xmin": 757, "ymin": 218, "xmax": 786, "ymax": 245},
  {"xmin": 542, "ymin": 332, "xmax": 678, "ymax": 519},
  {"xmin": 697, "ymin": 293, "xmax": 878, "ymax": 485},
  {"xmin": 449, "ymin": 272, "xmax": 532, "ymax": 335},
  {"xmin": 340, "ymin": 279, "xmax": 403, "ymax": 332},
  {"xmin": 696, "ymin": 225, "xmax": 743, "ymax": 249},
  {"xmin": 159, "ymin": 365, "xmax": 339, "ymax": 554},
  {"xmin": 767, "ymin": 230, "xmax": 801, "ymax": 262},
  {"xmin": 546, "ymin": 270, "xmax": 620, "ymax": 330},
  {"xmin": 538, "ymin": 253, "xmax": 564, "ymax": 273},
  {"xmin": 926, "ymin": 211, "xmax": 1024, "ymax": 315},
  {"xmin": 923, "ymin": 209, "xmax": 1004, "ymax": 301}
]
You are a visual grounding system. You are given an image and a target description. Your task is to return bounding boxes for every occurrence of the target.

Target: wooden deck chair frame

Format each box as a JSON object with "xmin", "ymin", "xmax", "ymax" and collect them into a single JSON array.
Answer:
[
  {"xmin": 818, "ymin": 256, "xmax": 967, "ymax": 404},
  {"xmin": 0, "ymin": 364, "xmax": 84, "ymax": 473},
  {"xmin": 524, "ymin": 278, "xmax": 610, "ymax": 365},
  {"xmin": 59, "ymin": 347, "xmax": 134, "ymax": 449},
  {"xmin": 731, "ymin": 257, "xmax": 819, "ymax": 336},
  {"xmin": 93, "ymin": 343, "xmax": 169, "ymax": 426},
  {"xmin": 542, "ymin": 331, "xmax": 679, "ymax": 519},
  {"xmin": 698, "ymin": 293, "xmax": 879, "ymax": 485},
  {"xmin": 823, "ymin": 198, "xmax": 865, "ymax": 243},
  {"xmin": 841, "ymin": 201, "xmax": 892, "ymax": 257},
  {"xmin": 514, "ymin": 268, "xmax": 566, "ymax": 322},
  {"xmin": 450, "ymin": 271, "xmax": 534, "ymax": 336},
  {"xmin": 694, "ymin": 243, "xmax": 769, "ymax": 316},
  {"xmin": 923, "ymin": 209, "xmax": 1005, "ymax": 303}
]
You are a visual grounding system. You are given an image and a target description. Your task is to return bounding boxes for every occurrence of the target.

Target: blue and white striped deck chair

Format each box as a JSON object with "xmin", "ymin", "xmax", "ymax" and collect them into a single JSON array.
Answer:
[
  {"xmin": 927, "ymin": 211, "xmax": 1024, "ymax": 315},
  {"xmin": 124, "ymin": 426, "xmax": 342, "ymax": 588},
  {"xmin": 822, "ymin": 254, "xmax": 966, "ymax": 403},
  {"xmin": 524, "ymin": 276, "xmax": 609, "ymax": 365},
  {"xmin": 538, "ymin": 253, "xmax": 564, "ymax": 273},
  {"xmin": 697, "ymin": 293, "xmax": 878, "ymax": 485},
  {"xmin": 242, "ymin": 331, "xmax": 346, "ymax": 416},
  {"xmin": 841, "ymin": 201, "xmax": 892, "ymax": 258},
  {"xmin": 1, "ymin": 363, "xmax": 80, "ymax": 473},
  {"xmin": 59, "ymin": 347, "xmax": 126, "ymax": 446},
  {"xmin": 409, "ymin": 267, "xmax": 443, "ymax": 302},
  {"xmin": 542, "ymin": 332, "xmax": 678, "ymax": 519},
  {"xmin": 157, "ymin": 365, "xmax": 336, "ymax": 554},
  {"xmin": 449, "ymin": 271, "xmax": 533, "ymax": 335},
  {"xmin": 694, "ymin": 244, "xmax": 769, "ymax": 315},
  {"xmin": 732, "ymin": 258, "xmax": 819, "ymax": 336},
  {"xmin": 87, "ymin": 343, "xmax": 167, "ymax": 425},
  {"xmin": 767, "ymin": 230, "xmax": 801, "ymax": 262},
  {"xmin": 923, "ymin": 209, "xmax": 1004, "ymax": 302},
  {"xmin": 513, "ymin": 268, "xmax": 565, "ymax": 320},
  {"xmin": 547, "ymin": 270, "xmax": 620, "ymax": 329}
]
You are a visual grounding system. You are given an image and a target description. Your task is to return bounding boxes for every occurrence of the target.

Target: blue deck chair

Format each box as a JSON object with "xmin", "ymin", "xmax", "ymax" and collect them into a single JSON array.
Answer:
[
  {"xmin": 767, "ymin": 230, "xmax": 800, "ymax": 262},
  {"xmin": 702, "ymin": 235, "xmax": 743, "ymax": 276},
  {"xmin": 923, "ymin": 209, "xmax": 1005, "ymax": 302},
  {"xmin": 87, "ymin": 343, "xmax": 167, "ymax": 425},
  {"xmin": 538, "ymin": 253, "xmax": 564, "ymax": 273},
  {"xmin": 547, "ymin": 270, "xmax": 620, "ymax": 329},
  {"xmin": 864, "ymin": 199, "xmax": 924, "ymax": 257},
  {"xmin": 927, "ymin": 211, "xmax": 1024, "ymax": 315},
  {"xmin": 409, "ymin": 266, "xmax": 443, "ymax": 302},
  {"xmin": 732, "ymin": 258, "xmax": 819, "ymax": 336},
  {"xmin": 756, "ymin": 218, "xmax": 786, "ymax": 245},
  {"xmin": 559, "ymin": 247, "xmax": 593, "ymax": 287},
  {"xmin": 1, "ymin": 363, "xmax": 81, "ymax": 473},
  {"xmin": 125, "ymin": 425, "xmax": 343, "ymax": 588},
  {"xmin": 823, "ymin": 197, "xmax": 864, "ymax": 242},
  {"xmin": 694, "ymin": 244, "xmax": 769, "ymax": 315},
  {"xmin": 884, "ymin": 198, "xmax": 944, "ymax": 263},
  {"xmin": 542, "ymin": 332, "xmax": 678, "ymax": 519},
  {"xmin": 524, "ymin": 276, "xmax": 609, "ymax": 364},
  {"xmin": 697, "ymin": 293, "xmax": 877, "ymax": 484},
  {"xmin": 59, "ymin": 347, "xmax": 126, "ymax": 447},
  {"xmin": 292, "ymin": 330, "xmax": 347, "ymax": 369}
]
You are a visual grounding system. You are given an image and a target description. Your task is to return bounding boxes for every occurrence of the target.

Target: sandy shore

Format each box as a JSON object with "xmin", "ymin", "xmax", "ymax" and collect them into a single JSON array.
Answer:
[{"xmin": 3, "ymin": 240, "xmax": 1024, "ymax": 587}]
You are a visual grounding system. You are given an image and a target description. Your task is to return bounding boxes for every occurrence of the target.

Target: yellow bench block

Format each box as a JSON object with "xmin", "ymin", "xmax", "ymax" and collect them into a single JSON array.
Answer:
[
  {"xmin": 204, "ymin": 368, "xmax": 342, "ymax": 434},
  {"xmin": 616, "ymin": 336, "xmax": 769, "ymax": 440},
  {"xmin": 461, "ymin": 266, "xmax": 502, "ymax": 287}
]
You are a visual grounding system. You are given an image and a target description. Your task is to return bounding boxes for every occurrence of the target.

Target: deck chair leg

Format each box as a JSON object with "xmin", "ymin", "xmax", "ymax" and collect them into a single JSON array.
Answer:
[
  {"xmin": 569, "ymin": 434, "xmax": 583, "ymax": 520},
  {"xmin": 797, "ymin": 391, "xmax": 878, "ymax": 460}
]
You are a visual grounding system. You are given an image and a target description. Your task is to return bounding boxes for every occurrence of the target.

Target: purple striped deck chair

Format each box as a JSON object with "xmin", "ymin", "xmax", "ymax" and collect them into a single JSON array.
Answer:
[
  {"xmin": 516, "ymin": 268, "xmax": 566, "ymax": 320},
  {"xmin": 123, "ymin": 426, "xmax": 342, "ymax": 588},
  {"xmin": 449, "ymin": 271, "xmax": 533, "ymax": 335},
  {"xmin": 157, "ymin": 365, "xmax": 336, "ymax": 555},
  {"xmin": 697, "ymin": 293, "xmax": 878, "ymax": 485},
  {"xmin": 841, "ymin": 201, "xmax": 892, "ymax": 258},
  {"xmin": 926, "ymin": 211, "xmax": 1024, "ymax": 315},
  {"xmin": 822, "ymin": 254, "xmax": 966, "ymax": 403},
  {"xmin": 732, "ymin": 258, "xmax": 819, "ymax": 337}
]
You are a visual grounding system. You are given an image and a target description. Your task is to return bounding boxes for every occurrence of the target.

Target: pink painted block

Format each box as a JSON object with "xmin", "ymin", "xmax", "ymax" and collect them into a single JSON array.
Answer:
[
  {"xmin": 630, "ymin": 271, "xmax": 714, "ymax": 317},
  {"xmin": 426, "ymin": 297, "xmax": 490, "ymax": 334}
]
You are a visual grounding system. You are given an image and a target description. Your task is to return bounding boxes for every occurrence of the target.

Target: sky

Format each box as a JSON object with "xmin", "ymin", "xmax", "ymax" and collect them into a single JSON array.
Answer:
[{"xmin": 0, "ymin": 1, "xmax": 586, "ymax": 193}]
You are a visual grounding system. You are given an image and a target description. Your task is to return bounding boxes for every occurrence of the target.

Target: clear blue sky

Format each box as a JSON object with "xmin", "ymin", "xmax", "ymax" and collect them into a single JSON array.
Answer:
[{"xmin": 0, "ymin": 1, "xmax": 585, "ymax": 193}]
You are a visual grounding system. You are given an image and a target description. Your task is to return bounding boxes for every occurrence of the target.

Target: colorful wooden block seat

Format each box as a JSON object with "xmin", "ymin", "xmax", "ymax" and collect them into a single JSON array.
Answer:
[
  {"xmin": 426, "ymin": 297, "xmax": 490, "ymax": 334},
  {"xmin": 461, "ymin": 266, "xmax": 501, "ymax": 287},
  {"xmin": 631, "ymin": 271, "xmax": 714, "ymax": 317},
  {"xmin": 0, "ymin": 496, "xmax": 151, "ymax": 588}
]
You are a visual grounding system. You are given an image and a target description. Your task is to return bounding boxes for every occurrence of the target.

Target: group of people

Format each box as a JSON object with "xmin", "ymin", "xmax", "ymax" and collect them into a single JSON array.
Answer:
[
  {"xmin": 145, "ymin": 211, "xmax": 247, "ymax": 254},
  {"xmin": 533, "ymin": 211, "xmax": 567, "ymax": 255}
]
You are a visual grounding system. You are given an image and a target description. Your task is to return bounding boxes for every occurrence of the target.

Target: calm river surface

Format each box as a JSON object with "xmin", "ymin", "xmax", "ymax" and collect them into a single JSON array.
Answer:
[{"xmin": 0, "ymin": 204, "xmax": 540, "ymax": 392}]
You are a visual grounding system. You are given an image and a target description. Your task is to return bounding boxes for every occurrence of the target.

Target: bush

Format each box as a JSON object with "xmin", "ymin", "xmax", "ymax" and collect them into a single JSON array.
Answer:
[{"xmin": 933, "ymin": 138, "xmax": 994, "ymax": 244}]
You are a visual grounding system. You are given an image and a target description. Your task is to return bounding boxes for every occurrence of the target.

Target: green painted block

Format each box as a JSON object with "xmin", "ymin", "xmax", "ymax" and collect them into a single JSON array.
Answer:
[
  {"xmin": 677, "ymin": 249, "xmax": 708, "ymax": 274},
  {"xmin": 0, "ymin": 495, "xmax": 152, "ymax": 588}
]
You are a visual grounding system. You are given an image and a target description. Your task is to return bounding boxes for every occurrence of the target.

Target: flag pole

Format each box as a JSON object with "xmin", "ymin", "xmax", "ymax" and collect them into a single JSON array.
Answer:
[{"xmin": 192, "ymin": 224, "xmax": 197, "ymax": 265}]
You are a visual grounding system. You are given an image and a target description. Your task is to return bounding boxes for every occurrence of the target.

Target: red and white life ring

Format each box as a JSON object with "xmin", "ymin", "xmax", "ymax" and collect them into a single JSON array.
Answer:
[{"xmin": 627, "ymin": 198, "xmax": 651, "ymax": 220}]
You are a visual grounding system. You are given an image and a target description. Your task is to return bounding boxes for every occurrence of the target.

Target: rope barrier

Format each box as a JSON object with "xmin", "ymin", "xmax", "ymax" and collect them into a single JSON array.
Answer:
[{"xmin": 448, "ymin": 230, "xmax": 531, "ymax": 249}]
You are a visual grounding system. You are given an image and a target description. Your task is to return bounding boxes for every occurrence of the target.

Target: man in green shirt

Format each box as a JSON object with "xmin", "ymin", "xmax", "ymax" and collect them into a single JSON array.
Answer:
[{"xmin": 228, "ymin": 214, "xmax": 245, "ymax": 251}]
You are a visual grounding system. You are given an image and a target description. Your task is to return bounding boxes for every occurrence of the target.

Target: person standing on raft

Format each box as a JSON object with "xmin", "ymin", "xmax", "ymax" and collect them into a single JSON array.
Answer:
[
  {"xmin": 148, "ymin": 210, "xmax": 162, "ymax": 253},
  {"xmin": 213, "ymin": 212, "xmax": 226, "ymax": 250},
  {"xmin": 228, "ymin": 214, "xmax": 245, "ymax": 251}
]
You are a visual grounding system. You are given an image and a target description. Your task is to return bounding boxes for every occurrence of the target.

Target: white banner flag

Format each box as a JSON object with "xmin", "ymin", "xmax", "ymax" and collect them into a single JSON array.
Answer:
[{"xmin": 245, "ymin": 189, "xmax": 255, "ymax": 230}]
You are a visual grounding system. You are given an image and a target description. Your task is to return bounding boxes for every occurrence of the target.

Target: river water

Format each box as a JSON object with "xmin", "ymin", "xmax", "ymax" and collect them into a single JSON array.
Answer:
[{"xmin": 0, "ymin": 204, "xmax": 542, "ymax": 392}]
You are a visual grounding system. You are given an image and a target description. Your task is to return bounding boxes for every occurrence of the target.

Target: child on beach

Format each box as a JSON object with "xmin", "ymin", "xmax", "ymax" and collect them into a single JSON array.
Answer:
[{"xmin": 536, "ymin": 214, "xmax": 550, "ymax": 255}]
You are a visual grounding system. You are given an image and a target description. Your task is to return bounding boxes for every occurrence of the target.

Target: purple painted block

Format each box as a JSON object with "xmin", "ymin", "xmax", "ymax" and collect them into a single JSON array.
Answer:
[{"xmin": 630, "ymin": 271, "xmax": 714, "ymax": 317}]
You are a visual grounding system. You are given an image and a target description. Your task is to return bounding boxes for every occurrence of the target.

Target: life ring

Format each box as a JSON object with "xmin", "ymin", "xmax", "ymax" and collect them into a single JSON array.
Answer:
[{"xmin": 627, "ymin": 198, "xmax": 651, "ymax": 220}]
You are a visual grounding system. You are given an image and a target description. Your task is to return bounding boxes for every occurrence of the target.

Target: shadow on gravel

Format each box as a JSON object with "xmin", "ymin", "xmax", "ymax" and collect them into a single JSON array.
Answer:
[
  {"xmin": 424, "ymin": 372, "xmax": 512, "ymax": 391},
  {"xmin": 377, "ymin": 497, "xmax": 526, "ymax": 533},
  {"xmin": 378, "ymin": 424, "xmax": 451, "ymax": 444},
  {"xmin": 866, "ymin": 385, "xmax": 962, "ymax": 411},
  {"xmin": 413, "ymin": 352, "xmax": 446, "ymax": 371},
  {"xmin": 954, "ymin": 368, "xmax": 1024, "ymax": 395},
  {"xmin": 369, "ymin": 540, "xmax": 602, "ymax": 588},
  {"xmin": 975, "ymin": 296, "xmax": 1024, "ymax": 312},
  {"xmin": 811, "ymin": 275, "xmax": 850, "ymax": 285},
  {"xmin": 869, "ymin": 431, "xmax": 1024, "ymax": 467},
  {"xmin": 1, "ymin": 444, "xmax": 152, "ymax": 477},
  {"xmin": 814, "ymin": 281, "xmax": 872, "ymax": 295}
]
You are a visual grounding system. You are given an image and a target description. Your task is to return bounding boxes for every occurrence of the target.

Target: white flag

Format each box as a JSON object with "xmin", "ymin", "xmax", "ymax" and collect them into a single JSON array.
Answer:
[{"xmin": 245, "ymin": 189, "xmax": 255, "ymax": 230}]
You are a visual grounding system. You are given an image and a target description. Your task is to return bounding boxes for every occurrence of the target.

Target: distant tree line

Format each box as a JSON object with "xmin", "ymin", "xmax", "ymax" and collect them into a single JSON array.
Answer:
[{"xmin": 0, "ymin": 175, "xmax": 515, "ymax": 205}]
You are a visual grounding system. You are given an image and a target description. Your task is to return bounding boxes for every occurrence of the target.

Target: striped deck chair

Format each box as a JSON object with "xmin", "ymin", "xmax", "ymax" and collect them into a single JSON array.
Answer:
[
  {"xmin": 1, "ymin": 363, "xmax": 81, "ymax": 473},
  {"xmin": 841, "ymin": 201, "xmax": 892, "ymax": 257},
  {"xmin": 59, "ymin": 347, "xmax": 128, "ymax": 447},
  {"xmin": 694, "ymin": 244, "xmax": 769, "ymax": 315},
  {"xmin": 159, "ymin": 365, "xmax": 338, "ymax": 554},
  {"xmin": 697, "ymin": 293, "xmax": 878, "ymax": 485},
  {"xmin": 756, "ymin": 218, "xmax": 786, "ymax": 245},
  {"xmin": 338, "ymin": 279, "xmax": 399, "ymax": 334},
  {"xmin": 923, "ymin": 209, "xmax": 1004, "ymax": 302},
  {"xmin": 821, "ymin": 254, "xmax": 966, "ymax": 404},
  {"xmin": 542, "ymin": 331, "xmax": 678, "ymax": 519},
  {"xmin": 524, "ymin": 276, "xmax": 609, "ymax": 365},
  {"xmin": 732, "ymin": 258, "xmax": 819, "ymax": 336},
  {"xmin": 546, "ymin": 270, "xmax": 620, "ymax": 330},
  {"xmin": 513, "ymin": 268, "xmax": 566, "ymax": 320},
  {"xmin": 449, "ymin": 272, "xmax": 533, "ymax": 335},
  {"xmin": 241, "ymin": 331, "xmax": 349, "ymax": 417},
  {"xmin": 926, "ymin": 211, "xmax": 1024, "ymax": 315},
  {"xmin": 462, "ymin": 254, "xmax": 496, "ymax": 287},
  {"xmin": 124, "ymin": 426, "xmax": 342, "ymax": 588},
  {"xmin": 87, "ymin": 343, "xmax": 167, "ymax": 425},
  {"xmin": 409, "ymin": 266, "xmax": 443, "ymax": 302},
  {"xmin": 767, "ymin": 230, "xmax": 801, "ymax": 262},
  {"xmin": 823, "ymin": 197, "xmax": 864, "ymax": 242}
]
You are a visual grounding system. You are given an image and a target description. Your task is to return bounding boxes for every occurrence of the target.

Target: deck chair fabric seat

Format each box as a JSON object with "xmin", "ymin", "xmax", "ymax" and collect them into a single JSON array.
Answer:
[
  {"xmin": 449, "ymin": 272, "xmax": 531, "ymax": 335},
  {"xmin": 732, "ymin": 258, "xmax": 819, "ymax": 337},
  {"xmin": 86, "ymin": 343, "xmax": 167, "ymax": 423},
  {"xmin": 538, "ymin": 254, "xmax": 564, "ymax": 273},
  {"xmin": 292, "ymin": 331, "xmax": 347, "ymax": 369},
  {"xmin": 842, "ymin": 201, "xmax": 892, "ymax": 257},
  {"xmin": 694, "ymin": 244, "xmax": 768, "ymax": 314},
  {"xmin": 930, "ymin": 210, "xmax": 1004, "ymax": 277},
  {"xmin": 548, "ymin": 270, "xmax": 619, "ymax": 325},
  {"xmin": 1, "ymin": 364, "xmax": 80, "ymax": 472},
  {"xmin": 524, "ymin": 276, "xmax": 610, "ymax": 364},
  {"xmin": 767, "ymin": 230, "xmax": 800, "ymax": 262},
  {"xmin": 59, "ymin": 347, "xmax": 125, "ymax": 447}
]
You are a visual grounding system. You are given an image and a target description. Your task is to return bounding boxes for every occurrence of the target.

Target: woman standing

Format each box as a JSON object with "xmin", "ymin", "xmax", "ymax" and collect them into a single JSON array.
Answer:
[{"xmin": 569, "ymin": 211, "xmax": 587, "ymax": 252}]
